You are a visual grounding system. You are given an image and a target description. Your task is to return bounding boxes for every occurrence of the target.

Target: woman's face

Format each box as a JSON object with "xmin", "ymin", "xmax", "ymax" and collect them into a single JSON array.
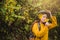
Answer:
[{"xmin": 40, "ymin": 14, "xmax": 47, "ymax": 22}]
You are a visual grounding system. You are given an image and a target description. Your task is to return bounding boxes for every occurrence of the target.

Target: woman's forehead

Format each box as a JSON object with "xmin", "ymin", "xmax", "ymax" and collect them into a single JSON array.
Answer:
[{"xmin": 43, "ymin": 14, "xmax": 47, "ymax": 16}]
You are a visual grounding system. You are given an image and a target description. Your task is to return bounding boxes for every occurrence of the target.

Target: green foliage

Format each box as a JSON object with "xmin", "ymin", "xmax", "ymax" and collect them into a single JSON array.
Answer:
[{"xmin": 0, "ymin": 0, "xmax": 60, "ymax": 40}]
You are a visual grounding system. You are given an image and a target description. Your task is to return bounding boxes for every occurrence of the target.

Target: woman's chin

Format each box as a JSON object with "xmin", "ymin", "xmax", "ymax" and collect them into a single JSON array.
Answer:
[{"xmin": 41, "ymin": 20, "xmax": 46, "ymax": 23}]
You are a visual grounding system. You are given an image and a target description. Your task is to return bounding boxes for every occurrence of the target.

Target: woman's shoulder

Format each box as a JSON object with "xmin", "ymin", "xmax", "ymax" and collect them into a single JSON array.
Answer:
[
  {"xmin": 32, "ymin": 20, "xmax": 38, "ymax": 25},
  {"xmin": 31, "ymin": 20, "xmax": 38, "ymax": 27}
]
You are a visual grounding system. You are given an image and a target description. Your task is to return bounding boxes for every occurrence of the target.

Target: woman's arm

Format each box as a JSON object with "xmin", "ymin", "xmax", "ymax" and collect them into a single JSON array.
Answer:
[
  {"xmin": 32, "ymin": 23, "xmax": 47, "ymax": 37},
  {"xmin": 46, "ymin": 10, "xmax": 57, "ymax": 29},
  {"xmin": 48, "ymin": 16, "xmax": 57, "ymax": 29}
]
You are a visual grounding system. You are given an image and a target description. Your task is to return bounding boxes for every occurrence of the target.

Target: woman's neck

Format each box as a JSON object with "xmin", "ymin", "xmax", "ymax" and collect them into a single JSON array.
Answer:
[{"xmin": 40, "ymin": 21, "xmax": 46, "ymax": 25}]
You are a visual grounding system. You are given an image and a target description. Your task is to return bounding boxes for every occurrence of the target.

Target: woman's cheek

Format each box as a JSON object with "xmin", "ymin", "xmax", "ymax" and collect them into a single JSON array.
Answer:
[{"xmin": 41, "ymin": 18, "xmax": 45, "ymax": 22}]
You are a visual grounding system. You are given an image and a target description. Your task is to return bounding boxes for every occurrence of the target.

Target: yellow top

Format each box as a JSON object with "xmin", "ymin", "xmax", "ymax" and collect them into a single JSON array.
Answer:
[{"xmin": 32, "ymin": 16, "xmax": 57, "ymax": 40}]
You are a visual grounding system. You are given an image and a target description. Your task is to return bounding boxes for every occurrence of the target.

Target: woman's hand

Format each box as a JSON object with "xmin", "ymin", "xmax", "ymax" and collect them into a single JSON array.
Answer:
[{"xmin": 46, "ymin": 10, "xmax": 52, "ymax": 17}]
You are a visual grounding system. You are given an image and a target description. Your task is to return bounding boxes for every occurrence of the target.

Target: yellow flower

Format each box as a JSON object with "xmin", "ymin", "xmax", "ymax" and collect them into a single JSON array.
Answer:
[
  {"xmin": 45, "ymin": 19, "xmax": 49, "ymax": 22},
  {"xmin": 38, "ymin": 14, "xmax": 43, "ymax": 19}
]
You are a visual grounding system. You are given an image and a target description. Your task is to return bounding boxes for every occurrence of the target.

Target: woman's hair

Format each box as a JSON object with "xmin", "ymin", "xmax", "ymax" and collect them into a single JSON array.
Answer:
[{"xmin": 30, "ymin": 20, "xmax": 39, "ymax": 27}]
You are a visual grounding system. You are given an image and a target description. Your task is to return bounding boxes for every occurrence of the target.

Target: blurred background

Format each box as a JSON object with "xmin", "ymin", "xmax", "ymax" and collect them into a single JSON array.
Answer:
[{"xmin": 0, "ymin": 0, "xmax": 60, "ymax": 40}]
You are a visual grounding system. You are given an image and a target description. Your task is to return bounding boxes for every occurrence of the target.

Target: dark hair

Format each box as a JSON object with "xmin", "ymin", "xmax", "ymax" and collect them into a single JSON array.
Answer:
[{"xmin": 30, "ymin": 20, "xmax": 39, "ymax": 28}]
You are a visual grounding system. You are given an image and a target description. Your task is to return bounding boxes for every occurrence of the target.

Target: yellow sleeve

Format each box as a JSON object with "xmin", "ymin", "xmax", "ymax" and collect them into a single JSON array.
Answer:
[
  {"xmin": 48, "ymin": 16, "xmax": 57, "ymax": 29},
  {"xmin": 32, "ymin": 23, "xmax": 47, "ymax": 37}
]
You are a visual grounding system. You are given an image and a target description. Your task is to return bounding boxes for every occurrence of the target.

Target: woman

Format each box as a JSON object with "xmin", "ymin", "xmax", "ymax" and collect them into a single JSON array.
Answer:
[{"xmin": 31, "ymin": 10, "xmax": 57, "ymax": 40}]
